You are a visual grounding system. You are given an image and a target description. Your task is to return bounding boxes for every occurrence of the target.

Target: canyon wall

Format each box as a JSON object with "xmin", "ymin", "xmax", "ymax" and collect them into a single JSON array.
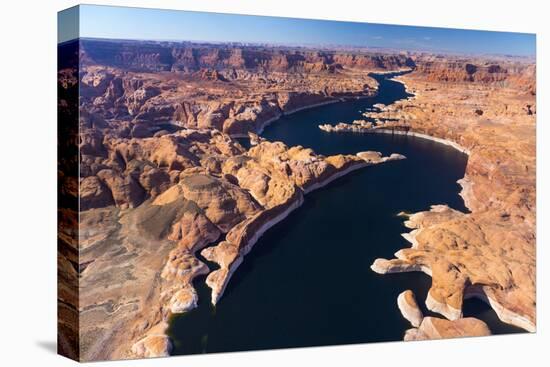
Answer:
[
  {"xmin": 63, "ymin": 39, "xmax": 536, "ymax": 360},
  {"xmin": 80, "ymin": 39, "xmax": 415, "ymax": 72},
  {"xmin": 71, "ymin": 40, "xmax": 413, "ymax": 361},
  {"xmin": 366, "ymin": 56, "xmax": 536, "ymax": 332}
]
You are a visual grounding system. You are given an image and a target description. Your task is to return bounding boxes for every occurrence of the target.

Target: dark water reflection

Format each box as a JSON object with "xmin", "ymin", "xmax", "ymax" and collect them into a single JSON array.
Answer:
[{"xmin": 168, "ymin": 72, "xmax": 524, "ymax": 356}]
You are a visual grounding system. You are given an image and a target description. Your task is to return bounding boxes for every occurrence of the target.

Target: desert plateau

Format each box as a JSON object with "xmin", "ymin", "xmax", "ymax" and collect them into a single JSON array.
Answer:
[{"xmin": 58, "ymin": 8, "xmax": 536, "ymax": 361}]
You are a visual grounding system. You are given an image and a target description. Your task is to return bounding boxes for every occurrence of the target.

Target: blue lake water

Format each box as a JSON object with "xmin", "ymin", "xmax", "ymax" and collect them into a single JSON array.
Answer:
[{"xmin": 168, "ymin": 72, "xmax": 524, "ymax": 355}]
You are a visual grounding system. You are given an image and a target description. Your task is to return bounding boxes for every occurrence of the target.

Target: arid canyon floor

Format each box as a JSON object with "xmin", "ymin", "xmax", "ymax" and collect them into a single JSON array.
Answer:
[{"xmin": 58, "ymin": 39, "xmax": 535, "ymax": 360}]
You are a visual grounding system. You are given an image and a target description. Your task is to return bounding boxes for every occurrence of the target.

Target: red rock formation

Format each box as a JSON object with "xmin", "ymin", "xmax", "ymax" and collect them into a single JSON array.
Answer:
[
  {"xmin": 81, "ymin": 39, "xmax": 414, "ymax": 73},
  {"xmin": 367, "ymin": 55, "xmax": 536, "ymax": 332}
]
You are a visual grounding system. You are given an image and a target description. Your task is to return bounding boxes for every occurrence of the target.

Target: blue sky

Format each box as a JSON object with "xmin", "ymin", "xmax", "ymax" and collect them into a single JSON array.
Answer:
[{"xmin": 61, "ymin": 4, "xmax": 535, "ymax": 56}]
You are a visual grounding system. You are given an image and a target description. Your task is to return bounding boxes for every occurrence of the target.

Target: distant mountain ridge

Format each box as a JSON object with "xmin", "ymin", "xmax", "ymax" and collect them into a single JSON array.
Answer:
[{"xmin": 79, "ymin": 38, "xmax": 416, "ymax": 73}]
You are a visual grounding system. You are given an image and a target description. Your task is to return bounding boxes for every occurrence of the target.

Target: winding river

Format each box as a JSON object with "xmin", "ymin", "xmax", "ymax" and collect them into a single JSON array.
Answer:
[{"xmin": 168, "ymin": 72, "xmax": 523, "ymax": 355}]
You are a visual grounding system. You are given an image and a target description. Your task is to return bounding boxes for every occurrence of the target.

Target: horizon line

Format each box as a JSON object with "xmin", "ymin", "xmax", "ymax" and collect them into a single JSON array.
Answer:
[{"xmin": 60, "ymin": 36, "xmax": 536, "ymax": 59}]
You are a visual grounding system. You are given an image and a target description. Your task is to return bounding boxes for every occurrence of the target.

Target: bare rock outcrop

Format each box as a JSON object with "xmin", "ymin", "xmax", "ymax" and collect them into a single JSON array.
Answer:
[
  {"xmin": 78, "ymin": 40, "xmax": 408, "ymax": 140},
  {"xmin": 169, "ymin": 287, "xmax": 199, "ymax": 314},
  {"xmin": 373, "ymin": 205, "xmax": 535, "ymax": 331},
  {"xmin": 131, "ymin": 322, "xmax": 173, "ymax": 359},
  {"xmin": 397, "ymin": 290, "xmax": 491, "ymax": 341},
  {"xmin": 398, "ymin": 290, "xmax": 423, "ymax": 327},
  {"xmin": 81, "ymin": 39, "xmax": 414, "ymax": 73},
  {"xmin": 200, "ymin": 140, "xmax": 404, "ymax": 304},
  {"xmin": 68, "ymin": 40, "xmax": 535, "ymax": 361},
  {"xmin": 367, "ymin": 58, "xmax": 535, "ymax": 333},
  {"xmin": 404, "ymin": 317, "xmax": 491, "ymax": 341}
]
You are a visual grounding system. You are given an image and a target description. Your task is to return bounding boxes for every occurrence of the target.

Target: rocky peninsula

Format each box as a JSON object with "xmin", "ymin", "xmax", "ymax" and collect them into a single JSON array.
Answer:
[
  {"xmin": 60, "ymin": 39, "xmax": 414, "ymax": 360},
  {"xmin": 397, "ymin": 290, "xmax": 491, "ymax": 340},
  {"xmin": 362, "ymin": 59, "xmax": 536, "ymax": 334},
  {"xmin": 58, "ymin": 38, "xmax": 535, "ymax": 360}
]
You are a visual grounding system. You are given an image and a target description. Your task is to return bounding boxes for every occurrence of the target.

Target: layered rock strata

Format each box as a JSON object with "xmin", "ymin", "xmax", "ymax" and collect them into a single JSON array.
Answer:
[
  {"xmin": 65, "ymin": 41, "xmax": 536, "ymax": 361},
  {"xmin": 368, "ymin": 58, "xmax": 536, "ymax": 332},
  {"xmin": 79, "ymin": 39, "xmax": 414, "ymax": 140},
  {"xmin": 405, "ymin": 316, "xmax": 492, "ymax": 341},
  {"xmin": 397, "ymin": 290, "xmax": 491, "ymax": 341},
  {"xmin": 398, "ymin": 290, "xmax": 423, "ymax": 327},
  {"xmin": 76, "ymin": 56, "xmax": 407, "ymax": 360},
  {"xmin": 73, "ymin": 41, "xmax": 418, "ymax": 360},
  {"xmin": 78, "ymin": 139, "xmax": 404, "ymax": 360},
  {"xmin": 199, "ymin": 142, "xmax": 405, "ymax": 304}
]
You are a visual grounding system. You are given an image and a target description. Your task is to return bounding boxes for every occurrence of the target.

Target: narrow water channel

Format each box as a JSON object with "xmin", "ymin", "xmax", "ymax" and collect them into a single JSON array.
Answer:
[{"xmin": 168, "ymin": 72, "xmax": 524, "ymax": 356}]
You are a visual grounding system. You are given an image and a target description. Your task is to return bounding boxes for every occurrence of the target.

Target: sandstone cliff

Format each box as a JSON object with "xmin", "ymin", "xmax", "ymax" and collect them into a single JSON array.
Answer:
[
  {"xmin": 77, "ymin": 133, "xmax": 404, "ymax": 360},
  {"xmin": 75, "ymin": 42, "xmax": 409, "ymax": 357},
  {"xmin": 367, "ymin": 56, "xmax": 536, "ymax": 333},
  {"xmin": 64, "ymin": 41, "xmax": 536, "ymax": 360},
  {"xmin": 80, "ymin": 39, "xmax": 414, "ymax": 73}
]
